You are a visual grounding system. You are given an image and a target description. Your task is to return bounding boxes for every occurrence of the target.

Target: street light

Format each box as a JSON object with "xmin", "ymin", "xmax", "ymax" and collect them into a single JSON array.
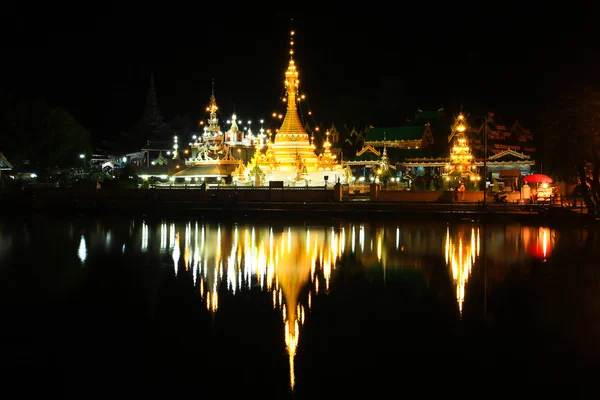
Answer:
[
  {"xmin": 483, "ymin": 116, "xmax": 488, "ymax": 205},
  {"xmin": 79, "ymin": 154, "xmax": 86, "ymax": 171}
]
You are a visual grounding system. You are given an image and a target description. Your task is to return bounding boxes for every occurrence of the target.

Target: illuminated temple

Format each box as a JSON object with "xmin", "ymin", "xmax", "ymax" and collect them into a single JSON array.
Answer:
[{"xmin": 257, "ymin": 30, "xmax": 342, "ymax": 185}]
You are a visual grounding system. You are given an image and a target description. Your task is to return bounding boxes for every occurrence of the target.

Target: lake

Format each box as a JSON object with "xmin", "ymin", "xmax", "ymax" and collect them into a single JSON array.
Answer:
[{"xmin": 1, "ymin": 216, "xmax": 598, "ymax": 398}]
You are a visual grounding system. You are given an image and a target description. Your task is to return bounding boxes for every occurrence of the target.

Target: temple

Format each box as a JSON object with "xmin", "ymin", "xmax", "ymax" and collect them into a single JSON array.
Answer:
[
  {"xmin": 171, "ymin": 82, "xmax": 240, "ymax": 183},
  {"xmin": 258, "ymin": 29, "xmax": 342, "ymax": 185}
]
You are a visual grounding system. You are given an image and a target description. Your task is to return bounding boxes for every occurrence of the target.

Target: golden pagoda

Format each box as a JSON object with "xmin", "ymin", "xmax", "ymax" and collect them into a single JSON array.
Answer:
[
  {"xmin": 270, "ymin": 29, "xmax": 320, "ymax": 172},
  {"xmin": 444, "ymin": 112, "xmax": 480, "ymax": 184}
]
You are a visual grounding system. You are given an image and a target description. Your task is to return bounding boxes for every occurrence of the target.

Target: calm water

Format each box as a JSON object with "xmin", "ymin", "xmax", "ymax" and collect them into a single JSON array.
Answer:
[{"xmin": 1, "ymin": 216, "xmax": 599, "ymax": 397}]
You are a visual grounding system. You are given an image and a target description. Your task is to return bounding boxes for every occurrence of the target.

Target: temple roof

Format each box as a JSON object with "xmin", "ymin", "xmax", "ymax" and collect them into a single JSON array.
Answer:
[
  {"xmin": 137, "ymin": 163, "xmax": 168, "ymax": 176},
  {"xmin": 487, "ymin": 149, "xmax": 532, "ymax": 162},
  {"xmin": 0, "ymin": 152, "xmax": 13, "ymax": 170},
  {"xmin": 367, "ymin": 126, "xmax": 426, "ymax": 142},
  {"xmin": 351, "ymin": 144, "xmax": 380, "ymax": 162}
]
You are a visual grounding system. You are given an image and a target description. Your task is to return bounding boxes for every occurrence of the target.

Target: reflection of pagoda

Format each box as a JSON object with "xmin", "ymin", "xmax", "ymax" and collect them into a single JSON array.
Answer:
[
  {"xmin": 444, "ymin": 225, "xmax": 480, "ymax": 317},
  {"xmin": 275, "ymin": 229, "xmax": 313, "ymax": 392},
  {"xmin": 186, "ymin": 224, "xmax": 338, "ymax": 392}
]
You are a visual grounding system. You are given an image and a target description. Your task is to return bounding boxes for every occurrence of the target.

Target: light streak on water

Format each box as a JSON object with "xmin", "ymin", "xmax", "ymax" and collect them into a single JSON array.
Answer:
[{"xmin": 78, "ymin": 235, "xmax": 87, "ymax": 264}]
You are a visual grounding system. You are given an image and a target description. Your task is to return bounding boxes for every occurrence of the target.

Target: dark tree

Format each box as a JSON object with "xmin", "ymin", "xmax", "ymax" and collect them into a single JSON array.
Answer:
[
  {"xmin": 537, "ymin": 84, "xmax": 600, "ymax": 207},
  {"xmin": 0, "ymin": 89, "xmax": 92, "ymax": 172}
]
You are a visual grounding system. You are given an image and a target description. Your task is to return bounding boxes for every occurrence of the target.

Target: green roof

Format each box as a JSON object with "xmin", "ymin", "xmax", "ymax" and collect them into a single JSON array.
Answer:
[
  {"xmin": 387, "ymin": 147, "xmax": 444, "ymax": 163},
  {"xmin": 367, "ymin": 126, "xmax": 425, "ymax": 142}
]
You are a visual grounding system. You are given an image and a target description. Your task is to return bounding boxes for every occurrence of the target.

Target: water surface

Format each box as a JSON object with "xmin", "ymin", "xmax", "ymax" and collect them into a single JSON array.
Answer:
[{"xmin": 1, "ymin": 216, "xmax": 598, "ymax": 397}]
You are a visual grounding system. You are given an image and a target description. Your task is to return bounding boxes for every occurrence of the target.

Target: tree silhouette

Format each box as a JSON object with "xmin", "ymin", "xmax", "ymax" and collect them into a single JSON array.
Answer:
[
  {"xmin": 538, "ymin": 84, "xmax": 600, "ymax": 207},
  {"xmin": 0, "ymin": 89, "xmax": 92, "ymax": 171}
]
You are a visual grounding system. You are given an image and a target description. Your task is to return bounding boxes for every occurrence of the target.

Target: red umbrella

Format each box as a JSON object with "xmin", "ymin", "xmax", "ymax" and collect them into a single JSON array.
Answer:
[{"xmin": 523, "ymin": 174, "xmax": 553, "ymax": 184}]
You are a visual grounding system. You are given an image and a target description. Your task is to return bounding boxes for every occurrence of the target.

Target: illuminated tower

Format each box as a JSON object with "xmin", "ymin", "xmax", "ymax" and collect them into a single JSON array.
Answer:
[
  {"xmin": 379, "ymin": 140, "xmax": 389, "ymax": 172},
  {"xmin": 445, "ymin": 112, "xmax": 479, "ymax": 183},
  {"xmin": 226, "ymin": 112, "xmax": 240, "ymax": 143},
  {"xmin": 203, "ymin": 80, "xmax": 221, "ymax": 137},
  {"xmin": 271, "ymin": 30, "xmax": 320, "ymax": 171}
]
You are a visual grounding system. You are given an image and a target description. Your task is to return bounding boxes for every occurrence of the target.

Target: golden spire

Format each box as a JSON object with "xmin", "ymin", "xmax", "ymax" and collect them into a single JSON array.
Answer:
[{"xmin": 284, "ymin": 29, "xmax": 299, "ymax": 113}]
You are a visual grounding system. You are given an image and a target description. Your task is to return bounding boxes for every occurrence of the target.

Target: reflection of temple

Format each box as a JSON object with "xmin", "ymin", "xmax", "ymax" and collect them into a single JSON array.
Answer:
[
  {"xmin": 144, "ymin": 222, "xmax": 340, "ymax": 391},
  {"xmin": 128, "ymin": 220, "xmax": 560, "ymax": 392},
  {"xmin": 444, "ymin": 225, "xmax": 480, "ymax": 316}
]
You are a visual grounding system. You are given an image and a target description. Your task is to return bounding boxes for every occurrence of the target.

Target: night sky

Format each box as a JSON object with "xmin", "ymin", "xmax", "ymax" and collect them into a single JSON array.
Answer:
[{"xmin": 3, "ymin": 2, "xmax": 598, "ymax": 140}]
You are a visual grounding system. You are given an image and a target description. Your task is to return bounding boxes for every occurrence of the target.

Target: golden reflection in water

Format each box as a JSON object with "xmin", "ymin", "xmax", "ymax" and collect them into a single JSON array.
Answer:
[
  {"xmin": 445, "ymin": 225, "xmax": 479, "ymax": 316},
  {"xmin": 137, "ymin": 221, "xmax": 472, "ymax": 390},
  {"xmin": 163, "ymin": 223, "xmax": 344, "ymax": 391}
]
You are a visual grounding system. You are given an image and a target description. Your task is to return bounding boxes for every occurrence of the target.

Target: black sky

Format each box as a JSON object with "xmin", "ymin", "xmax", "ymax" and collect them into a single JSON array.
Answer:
[{"xmin": 2, "ymin": 2, "xmax": 598, "ymax": 139}]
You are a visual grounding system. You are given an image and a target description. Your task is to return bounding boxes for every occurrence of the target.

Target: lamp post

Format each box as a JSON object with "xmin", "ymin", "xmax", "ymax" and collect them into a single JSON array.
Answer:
[
  {"xmin": 79, "ymin": 154, "xmax": 86, "ymax": 172},
  {"xmin": 482, "ymin": 115, "xmax": 488, "ymax": 205}
]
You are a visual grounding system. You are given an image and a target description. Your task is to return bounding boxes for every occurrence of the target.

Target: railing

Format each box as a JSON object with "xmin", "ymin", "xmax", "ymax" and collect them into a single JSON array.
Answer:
[{"xmin": 155, "ymin": 184, "xmax": 331, "ymax": 191}]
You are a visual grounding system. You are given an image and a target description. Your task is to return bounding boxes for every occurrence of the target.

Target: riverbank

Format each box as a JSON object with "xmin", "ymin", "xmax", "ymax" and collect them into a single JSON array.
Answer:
[{"xmin": 1, "ymin": 191, "xmax": 596, "ymax": 227}]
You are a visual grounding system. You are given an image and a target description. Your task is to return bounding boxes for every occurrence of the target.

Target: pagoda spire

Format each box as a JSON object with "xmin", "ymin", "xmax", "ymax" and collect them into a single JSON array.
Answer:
[
  {"xmin": 204, "ymin": 80, "xmax": 221, "ymax": 137},
  {"xmin": 284, "ymin": 29, "xmax": 299, "ymax": 112},
  {"xmin": 380, "ymin": 133, "xmax": 389, "ymax": 171},
  {"xmin": 136, "ymin": 72, "xmax": 165, "ymax": 132}
]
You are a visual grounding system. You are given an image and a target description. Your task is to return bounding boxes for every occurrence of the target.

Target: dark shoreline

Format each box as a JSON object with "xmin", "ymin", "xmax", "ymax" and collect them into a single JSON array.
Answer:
[{"xmin": 1, "ymin": 197, "xmax": 596, "ymax": 228}]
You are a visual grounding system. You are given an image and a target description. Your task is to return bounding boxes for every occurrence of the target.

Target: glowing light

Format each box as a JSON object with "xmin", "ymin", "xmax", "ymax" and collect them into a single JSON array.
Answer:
[
  {"xmin": 160, "ymin": 222, "xmax": 167, "ymax": 252},
  {"xmin": 141, "ymin": 221, "xmax": 148, "ymax": 252},
  {"xmin": 78, "ymin": 235, "xmax": 87, "ymax": 264},
  {"xmin": 543, "ymin": 228, "xmax": 547, "ymax": 259},
  {"xmin": 173, "ymin": 232, "xmax": 180, "ymax": 276}
]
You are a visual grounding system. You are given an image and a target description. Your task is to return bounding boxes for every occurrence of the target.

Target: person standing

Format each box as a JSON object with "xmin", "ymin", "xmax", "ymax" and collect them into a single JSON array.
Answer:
[{"xmin": 458, "ymin": 182, "xmax": 465, "ymax": 201}]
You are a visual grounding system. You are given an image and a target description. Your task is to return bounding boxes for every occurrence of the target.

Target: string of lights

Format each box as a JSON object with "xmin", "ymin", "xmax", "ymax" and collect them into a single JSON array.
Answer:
[{"xmin": 267, "ymin": 28, "xmax": 321, "ymax": 138}]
